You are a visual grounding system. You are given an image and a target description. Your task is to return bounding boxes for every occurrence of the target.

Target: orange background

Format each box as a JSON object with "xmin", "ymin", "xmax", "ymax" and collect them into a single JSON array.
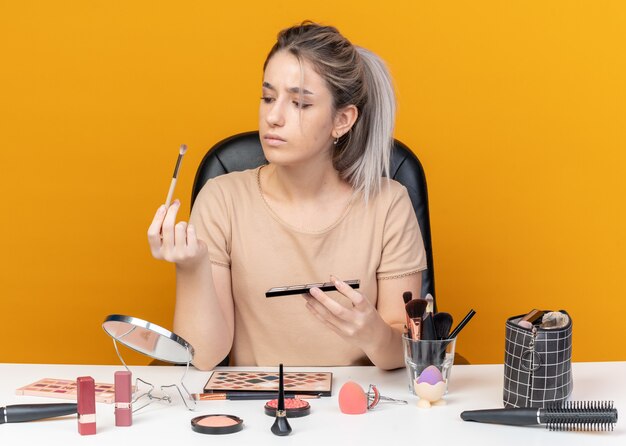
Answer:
[{"xmin": 1, "ymin": 1, "xmax": 624, "ymax": 365}]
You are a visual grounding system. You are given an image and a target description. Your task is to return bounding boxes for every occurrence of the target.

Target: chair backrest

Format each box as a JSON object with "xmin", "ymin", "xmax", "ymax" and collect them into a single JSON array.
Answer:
[{"xmin": 192, "ymin": 131, "xmax": 436, "ymax": 303}]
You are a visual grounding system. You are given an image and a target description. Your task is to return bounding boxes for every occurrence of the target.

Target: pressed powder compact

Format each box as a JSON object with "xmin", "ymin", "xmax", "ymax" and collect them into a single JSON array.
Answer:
[
  {"xmin": 265, "ymin": 398, "xmax": 311, "ymax": 418},
  {"xmin": 190, "ymin": 414, "xmax": 243, "ymax": 435}
]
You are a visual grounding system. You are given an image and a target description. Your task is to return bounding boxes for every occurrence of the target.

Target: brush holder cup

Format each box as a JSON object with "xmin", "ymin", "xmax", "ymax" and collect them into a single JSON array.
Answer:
[{"xmin": 402, "ymin": 336, "xmax": 456, "ymax": 396}]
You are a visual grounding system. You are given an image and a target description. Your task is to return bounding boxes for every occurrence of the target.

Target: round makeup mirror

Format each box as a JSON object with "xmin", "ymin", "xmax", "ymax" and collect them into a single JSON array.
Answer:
[{"xmin": 102, "ymin": 314, "xmax": 194, "ymax": 364}]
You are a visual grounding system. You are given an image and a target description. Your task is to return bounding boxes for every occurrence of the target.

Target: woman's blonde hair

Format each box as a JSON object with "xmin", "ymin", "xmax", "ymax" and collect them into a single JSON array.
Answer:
[{"xmin": 264, "ymin": 22, "xmax": 396, "ymax": 201}]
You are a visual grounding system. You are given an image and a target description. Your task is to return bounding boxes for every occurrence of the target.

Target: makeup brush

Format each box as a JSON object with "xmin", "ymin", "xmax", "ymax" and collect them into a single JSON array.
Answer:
[
  {"xmin": 271, "ymin": 364, "xmax": 292, "ymax": 436},
  {"xmin": 402, "ymin": 291, "xmax": 413, "ymax": 305},
  {"xmin": 420, "ymin": 294, "xmax": 437, "ymax": 340},
  {"xmin": 0, "ymin": 403, "xmax": 77, "ymax": 424},
  {"xmin": 461, "ymin": 401, "xmax": 618, "ymax": 431},
  {"xmin": 164, "ymin": 144, "xmax": 188, "ymax": 208},
  {"xmin": 405, "ymin": 299, "xmax": 428, "ymax": 341},
  {"xmin": 424, "ymin": 293, "xmax": 435, "ymax": 314},
  {"xmin": 433, "ymin": 312, "xmax": 453, "ymax": 340},
  {"xmin": 402, "ymin": 291, "xmax": 413, "ymax": 337}
]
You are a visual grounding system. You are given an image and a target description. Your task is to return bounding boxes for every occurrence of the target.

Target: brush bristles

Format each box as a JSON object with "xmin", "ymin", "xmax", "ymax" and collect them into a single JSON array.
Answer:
[
  {"xmin": 405, "ymin": 299, "xmax": 427, "ymax": 318},
  {"xmin": 402, "ymin": 291, "xmax": 412, "ymax": 304},
  {"xmin": 179, "ymin": 144, "xmax": 187, "ymax": 155},
  {"xmin": 543, "ymin": 401, "xmax": 617, "ymax": 432}
]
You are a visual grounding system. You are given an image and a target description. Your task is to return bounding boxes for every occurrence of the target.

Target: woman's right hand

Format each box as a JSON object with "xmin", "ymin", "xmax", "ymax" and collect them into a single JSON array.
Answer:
[{"xmin": 147, "ymin": 199, "xmax": 208, "ymax": 268}]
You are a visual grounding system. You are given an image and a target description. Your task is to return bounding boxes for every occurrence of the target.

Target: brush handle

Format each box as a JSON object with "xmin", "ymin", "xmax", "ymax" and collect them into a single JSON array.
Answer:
[
  {"xmin": 165, "ymin": 147, "xmax": 186, "ymax": 208},
  {"xmin": 407, "ymin": 317, "xmax": 421, "ymax": 341},
  {"xmin": 271, "ymin": 363, "xmax": 292, "ymax": 436},
  {"xmin": 277, "ymin": 363, "xmax": 285, "ymax": 411},
  {"xmin": 461, "ymin": 408, "xmax": 539, "ymax": 426},
  {"xmin": 447, "ymin": 309, "xmax": 476, "ymax": 340},
  {"xmin": 1, "ymin": 403, "xmax": 78, "ymax": 424},
  {"xmin": 164, "ymin": 177, "xmax": 177, "ymax": 208},
  {"xmin": 421, "ymin": 312, "xmax": 437, "ymax": 340}
]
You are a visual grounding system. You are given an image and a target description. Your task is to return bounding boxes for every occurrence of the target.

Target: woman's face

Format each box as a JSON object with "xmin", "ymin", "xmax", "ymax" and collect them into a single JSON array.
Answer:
[{"xmin": 259, "ymin": 50, "xmax": 336, "ymax": 167}]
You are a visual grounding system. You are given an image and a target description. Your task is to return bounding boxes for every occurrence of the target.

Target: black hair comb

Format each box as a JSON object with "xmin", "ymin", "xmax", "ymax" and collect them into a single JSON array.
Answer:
[{"xmin": 461, "ymin": 401, "xmax": 618, "ymax": 431}]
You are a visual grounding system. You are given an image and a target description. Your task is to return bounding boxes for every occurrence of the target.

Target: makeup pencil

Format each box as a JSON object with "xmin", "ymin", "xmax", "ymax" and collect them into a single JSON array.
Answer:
[
  {"xmin": 192, "ymin": 392, "xmax": 321, "ymax": 401},
  {"xmin": 165, "ymin": 144, "xmax": 188, "ymax": 208}
]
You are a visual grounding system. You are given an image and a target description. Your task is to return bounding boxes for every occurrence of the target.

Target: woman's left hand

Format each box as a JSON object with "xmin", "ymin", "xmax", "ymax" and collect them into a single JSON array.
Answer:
[{"xmin": 304, "ymin": 275, "xmax": 390, "ymax": 351}]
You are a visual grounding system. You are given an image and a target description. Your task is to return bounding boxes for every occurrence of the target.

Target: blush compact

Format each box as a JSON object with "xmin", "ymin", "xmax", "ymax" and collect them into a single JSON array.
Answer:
[
  {"xmin": 190, "ymin": 414, "xmax": 243, "ymax": 435},
  {"xmin": 264, "ymin": 398, "xmax": 311, "ymax": 418}
]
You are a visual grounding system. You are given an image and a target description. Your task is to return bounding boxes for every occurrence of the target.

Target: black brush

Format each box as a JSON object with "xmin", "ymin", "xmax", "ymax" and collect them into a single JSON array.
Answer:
[
  {"xmin": 402, "ymin": 291, "xmax": 413, "ymax": 305},
  {"xmin": 433, "ymin": 312, "xmax": 453, "ymax": 340},
  {"xmin": 271, "ymin": 364, "xmax": 292, "ymax": 436},
  {"xmin": 461, "ymin": 401, "xmax": 618, "ymax": 431}
]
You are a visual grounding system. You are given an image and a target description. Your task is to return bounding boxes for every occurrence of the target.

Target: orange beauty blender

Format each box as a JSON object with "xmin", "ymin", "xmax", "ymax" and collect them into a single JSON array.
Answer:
[{"xmin": 338, "ymin": 381, "xmax": 368, "ymax": 414}]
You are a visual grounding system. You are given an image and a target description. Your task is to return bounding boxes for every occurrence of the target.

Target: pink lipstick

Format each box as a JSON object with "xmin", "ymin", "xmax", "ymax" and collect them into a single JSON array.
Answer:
[
  {"xmin": 114, "ymin": 371, "xmax": 132, "ymax": 427},
  {"xmin": 77, "ymin": 376, "xmax": 96, "ymax": 435}
]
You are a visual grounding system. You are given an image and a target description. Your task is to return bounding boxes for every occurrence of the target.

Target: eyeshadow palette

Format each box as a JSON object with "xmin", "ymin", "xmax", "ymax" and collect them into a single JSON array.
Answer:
[
  {"xmin": 16, "ymin": 378, "xmax": 133, "ymax": 404},
  {"xmin": 266, "ymin": 280, "xmax": 359, "ymax": 297},
  {"xmin": 204, "ymin": 371, "xmax": 333, "ymax": 396}
]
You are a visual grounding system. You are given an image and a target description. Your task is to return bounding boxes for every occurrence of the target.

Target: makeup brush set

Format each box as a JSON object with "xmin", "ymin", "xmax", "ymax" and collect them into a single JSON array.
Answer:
[
  {"xmin": 401, "ymin": 292, "xmax": 477, "ymax": 407},
  {"xmin": 403, "ymin": 292, "xmax": 475, "ymax": 378},
  {"xmin": 403, "ymin": 292, "xmax": 475, "ymax": 343}
]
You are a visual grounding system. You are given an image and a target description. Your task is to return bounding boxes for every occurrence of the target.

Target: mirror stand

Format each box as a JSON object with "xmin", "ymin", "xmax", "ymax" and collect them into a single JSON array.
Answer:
[{"xmin": 103, "ymin": 315, "xmax": 198, "ymax": 411}]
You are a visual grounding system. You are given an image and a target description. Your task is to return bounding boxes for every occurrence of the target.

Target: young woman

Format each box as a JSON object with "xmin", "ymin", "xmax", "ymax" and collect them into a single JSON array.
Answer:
[{"xmin": 147, "ymin": 22, "xmax": 426, "ymax": 370}]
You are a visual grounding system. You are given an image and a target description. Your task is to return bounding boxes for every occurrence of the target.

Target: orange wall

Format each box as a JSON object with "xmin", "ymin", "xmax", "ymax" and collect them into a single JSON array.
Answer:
[{"xmin": 1, "ymin": 1, "xmax": 624, "ymax": 365}]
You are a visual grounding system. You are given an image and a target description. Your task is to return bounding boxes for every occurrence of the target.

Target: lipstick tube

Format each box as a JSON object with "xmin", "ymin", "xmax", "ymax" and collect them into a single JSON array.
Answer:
[
  {"xmin": 77, "ymin": 376, "xmax": 96, "ymax": 435},
  {"xmin": 114, "ymin": 371, "xmax": 132, "ymax": 427}
]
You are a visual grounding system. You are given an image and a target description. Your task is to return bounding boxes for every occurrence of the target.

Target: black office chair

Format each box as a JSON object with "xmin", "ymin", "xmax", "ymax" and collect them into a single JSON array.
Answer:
[
  {"xmin": 188, "ymin": 131, "xmax": 472, "ymax": 366},
  {"xmin": 192, "ymin": 130, "xmax": 437, "ymax": 304}
]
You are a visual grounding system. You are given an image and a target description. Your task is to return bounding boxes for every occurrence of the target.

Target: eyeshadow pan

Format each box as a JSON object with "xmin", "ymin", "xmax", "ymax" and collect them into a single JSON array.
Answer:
[
  {"xmin": 197, "ymin": 415, "xmax": 238, "ymax": 427},
  {"xmin": 264, "ymin": 398, "xmax": 311, "ymax": 418},
  {"xmin": 191, "ymin": 414, "xmax": 243, "ymax": 435}
]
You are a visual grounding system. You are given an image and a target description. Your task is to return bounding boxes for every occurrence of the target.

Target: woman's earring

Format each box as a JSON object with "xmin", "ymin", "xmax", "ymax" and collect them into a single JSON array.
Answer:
[{"xmin": 333, "ymin": 136, "xmax": 339, "ymax": 145}]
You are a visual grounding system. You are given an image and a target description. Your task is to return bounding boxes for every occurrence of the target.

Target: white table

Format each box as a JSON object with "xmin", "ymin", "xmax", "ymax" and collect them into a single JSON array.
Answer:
[{"xmin": 0, "ymin": 362, "xmax": 624, "ymax": 445}]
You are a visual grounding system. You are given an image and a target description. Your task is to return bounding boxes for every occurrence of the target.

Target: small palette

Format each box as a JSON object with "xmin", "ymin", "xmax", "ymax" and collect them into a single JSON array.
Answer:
[
  {"xmin": 16, "ymin": 378, "xmax": 131, "ymax": 404},
  {"xmin": 264, "ymin": 398, "xmax": 311, "ymax": 418},
  {"xmin": 191, "ymin": 414, "xmax": 243, "ymax": 435}
]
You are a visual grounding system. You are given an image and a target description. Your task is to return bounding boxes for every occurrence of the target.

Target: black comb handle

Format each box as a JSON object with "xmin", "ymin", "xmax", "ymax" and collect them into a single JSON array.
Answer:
[{"xmin": 461, "ymin": 407, "xmax": 539, "ymax": 426}]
